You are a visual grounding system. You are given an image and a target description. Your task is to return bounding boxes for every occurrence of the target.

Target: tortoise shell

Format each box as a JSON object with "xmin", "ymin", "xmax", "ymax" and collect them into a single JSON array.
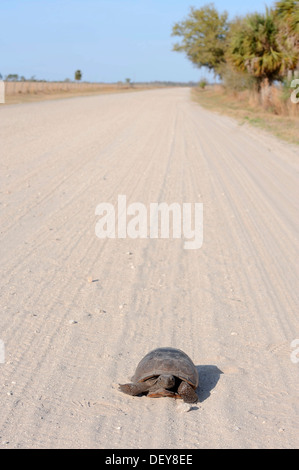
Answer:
[{"xmin": 131, "ymin": 347, "xmax": 199, "ymax": 389}]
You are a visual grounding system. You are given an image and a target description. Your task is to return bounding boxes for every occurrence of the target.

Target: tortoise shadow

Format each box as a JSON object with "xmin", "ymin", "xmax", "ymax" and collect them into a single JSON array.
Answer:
[{"xmin": 196, "ymin": 365, "xmax": 223, "ymax": 402}]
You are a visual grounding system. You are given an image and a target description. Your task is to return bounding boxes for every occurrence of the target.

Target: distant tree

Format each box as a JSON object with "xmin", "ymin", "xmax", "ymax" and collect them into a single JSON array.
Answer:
[
  {"xmin": 172, "ymin": 3, "xmax": 229, "ymax": 78},
  {"xmin": 0, "ymin": 73, "xmax": 3, "ymax": 80},
  {"xmin": 125, "ymin": 78, "xmax": 132, "ymax": 86},
  {"xmin": 75, "ymin": 70, "xmax": 82, "ymax": 81},
  {"xmin": 6, "ymin": 74, "xmax": 19, "ymax": 81}
]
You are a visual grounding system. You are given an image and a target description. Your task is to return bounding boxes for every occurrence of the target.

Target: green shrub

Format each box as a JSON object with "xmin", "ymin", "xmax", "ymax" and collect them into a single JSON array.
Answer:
[{"xmin": 198, "ymin": 78, "xmax": 208, "ymax": 89}]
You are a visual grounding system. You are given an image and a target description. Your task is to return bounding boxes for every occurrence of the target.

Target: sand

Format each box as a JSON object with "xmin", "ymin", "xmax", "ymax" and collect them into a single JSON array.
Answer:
[{"xmin": 0, "ymin": 88, "xmax": 298, "ymax": 448}]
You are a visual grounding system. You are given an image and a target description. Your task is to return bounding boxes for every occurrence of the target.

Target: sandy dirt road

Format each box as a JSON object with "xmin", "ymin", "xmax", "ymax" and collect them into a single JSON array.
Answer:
[{"xmin": 0, "ymin": 88, "xmax": 298, "ymax": 449}]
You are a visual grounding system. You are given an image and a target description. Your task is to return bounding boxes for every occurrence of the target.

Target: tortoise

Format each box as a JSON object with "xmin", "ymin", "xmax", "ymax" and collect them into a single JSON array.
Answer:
[{"xmin": 119, "ymin": 347, "xmax": 199, "ymax": 403}]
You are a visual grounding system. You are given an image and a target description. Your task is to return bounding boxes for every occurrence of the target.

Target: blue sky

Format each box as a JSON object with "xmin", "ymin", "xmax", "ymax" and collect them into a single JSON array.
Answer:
[{"xmin": 0, "ymin": 0, "xmax": 272, "ymax": 83}]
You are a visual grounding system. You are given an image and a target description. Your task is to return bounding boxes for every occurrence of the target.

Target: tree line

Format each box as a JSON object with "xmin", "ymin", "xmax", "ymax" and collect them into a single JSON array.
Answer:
[
  {"xmin": 0, "ymin": 71, "xmax": 83, "ymax": 82},
  {"xmin": 172, "ymin": 0, "xmax": 299, "ymax": 91}
]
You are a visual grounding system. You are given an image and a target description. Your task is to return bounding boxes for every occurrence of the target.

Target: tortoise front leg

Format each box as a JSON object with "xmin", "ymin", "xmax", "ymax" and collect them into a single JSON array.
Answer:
[
  {"xmin": 177, "ymin": 382, "xmax": 198, "ymax": 403},
  {"xmin": 119, "ymin": 378, "xmax": 157, "ymax": 396}
]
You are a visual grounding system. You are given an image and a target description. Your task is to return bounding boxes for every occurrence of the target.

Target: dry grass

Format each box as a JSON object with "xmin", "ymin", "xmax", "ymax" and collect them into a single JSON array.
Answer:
[
  {"xmin": 2, "ymin": 81, "xmax": 158, "ymax": 105},
  {"xmin": 192, "ymin": 85, "xmax": 299, "ymax": 145}
]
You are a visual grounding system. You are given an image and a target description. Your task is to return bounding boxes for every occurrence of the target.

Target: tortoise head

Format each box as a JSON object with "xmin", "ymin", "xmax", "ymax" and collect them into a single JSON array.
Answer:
[{"xmin": 156, "ymin": 374, "xmax": 175, "ymax": 389}]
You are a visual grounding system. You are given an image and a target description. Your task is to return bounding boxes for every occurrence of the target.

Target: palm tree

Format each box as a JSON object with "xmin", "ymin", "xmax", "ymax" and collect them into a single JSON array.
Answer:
[
  {"xmin": 274, "ymin": 0, "xmax": 299, "ymax": 77},
  {"xmin": 228, "ymin": 9, "xmax": 283, "ymax": 89},
  {"xmin": 275, "ymin": 0, "xmax": 299, "ymax": 33}
]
